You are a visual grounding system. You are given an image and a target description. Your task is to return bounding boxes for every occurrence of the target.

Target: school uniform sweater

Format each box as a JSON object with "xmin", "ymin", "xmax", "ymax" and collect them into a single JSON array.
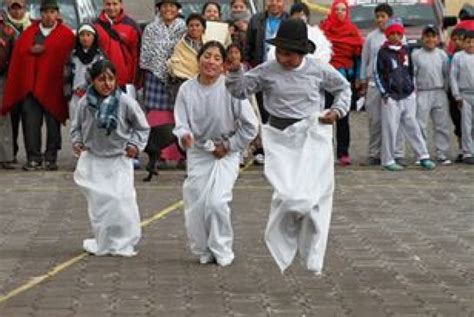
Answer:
[
  {"xmin": 71, "ymin": 93, "xmax": 150, "ymax": 157},
  {"xmin": 450, "ymin": 51, "xmax": 474, "ymax": 100},
  {"xmin": 225, "ymin": 57, "xmax": 351, "ymax": 119},
  {"xmin": 412, "ymin": 47, "xmax": 449, "ymax": 91},
  {"xmin": 173, "ymin": 75, "xmax": 258, "ymax": 152}
]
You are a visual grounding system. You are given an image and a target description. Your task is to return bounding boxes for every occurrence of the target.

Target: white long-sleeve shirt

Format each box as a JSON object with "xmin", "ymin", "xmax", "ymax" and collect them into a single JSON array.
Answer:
[
  {"xmin": 450, "ymin": 51, "xmax": 474, "ymax": 100},
  {"xmin": 412, "ymin": 47, "xmax": 449, "ymax": 91},
  {"xmin": 226, "ymin": 57, "xmax": 351, "ymax": 119},
  {"xmin": 173, "ymin": 75, "xmax": 258, "ymax": 152}
]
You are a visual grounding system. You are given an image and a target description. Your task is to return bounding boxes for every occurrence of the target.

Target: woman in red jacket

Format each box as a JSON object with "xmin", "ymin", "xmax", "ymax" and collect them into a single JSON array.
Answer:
[{"xmin": 320, "ymin": 0, "xmax": 363, "ymax": 166}]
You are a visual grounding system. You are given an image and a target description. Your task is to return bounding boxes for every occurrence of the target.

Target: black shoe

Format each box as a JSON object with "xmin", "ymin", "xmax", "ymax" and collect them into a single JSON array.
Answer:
[
  {"xmin": 23, "ymin": 161, "xmax": 42, "ymax": 171},
  {"xmin": 395, "ymin": 158, "xmax": 408, "ymax": 167},
  {"xmin": 455, "ymin": 154, "xmax": 464, "ymax": 163},
  {"xmin": 45, "ymin": 162, "xmax": 58, "ymax": 171},
  {"xmin": 463, "ymin": 157, "xmax": 474, "ymax": 165},
  {"xmin": 367, "ymin": 157, "xmax": 381, "ymax": 166},
  {"xmin": 0, "ymin": 162, "xmax": 15, "ymax": 170}
]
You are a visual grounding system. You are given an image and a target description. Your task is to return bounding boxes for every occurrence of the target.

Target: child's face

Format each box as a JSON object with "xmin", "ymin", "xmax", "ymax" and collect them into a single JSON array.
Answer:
[
  {"xmin": 92, "ymin": 69, "xmax": 117, "ymax": 97},
  {"xmin": 187, "ymin": 19, "xmax": 204, "ymax": 40},
  {"xmin": 79, "ymin": 31, "xmax": 95, "ymax": 49},
  {"xmin": 375, "ymin": 11, "xmax": 390, "ymax": 30},
  {"xmin": 227, "ymin": 47, "xmax": 241, "ymax": 64},
  {"xmin": 199, "ymin": 46, "xmax": 224, "ymax": 79},
  {"xmin": 422, "ymin": 33, "xmax": 439, "ymax": 50},
  {"xmin": 231, "ymin": 0, "xmax": 246, "ymax": 13},
  {"xmin": 452, "ymin": 35, "xmax": 465, "ymax": 50},
  {"xmin": 103, "ymin": 0, "xmax": 122, "ymax": 19},
  {"xmin": 275, "ymin": 47, "xmax": 303, "ymax": 70},
  {"xmin": 387, "ymin": 32, "xmax": 402, "ymax": 44},
  {"xmin": 204, "ymin": 4, "xmax": 220, "ymax": 21},
  {"xmin": 465, "ymin": 38, "xmax": 474, "ymax": 54}
]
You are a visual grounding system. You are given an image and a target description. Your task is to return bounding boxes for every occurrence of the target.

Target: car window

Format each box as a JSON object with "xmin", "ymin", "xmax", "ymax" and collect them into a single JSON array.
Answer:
[
  {"xmin": 27, "ymin": 0, "xmax": 79, "ymax": 29},
  {"xmin": 351, "ymin": 4, "xmax": 436, "ymax": 29}
]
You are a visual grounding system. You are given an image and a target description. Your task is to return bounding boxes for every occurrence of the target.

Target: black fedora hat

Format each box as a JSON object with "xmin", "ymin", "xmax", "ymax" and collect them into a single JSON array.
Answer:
[
  {"xmin": 266, "ymin": 19, "xmax": 315, "ymax": 55},
  {"xmin": 155, "ymin": 0, "xmax": 182, "ymax": 9}
]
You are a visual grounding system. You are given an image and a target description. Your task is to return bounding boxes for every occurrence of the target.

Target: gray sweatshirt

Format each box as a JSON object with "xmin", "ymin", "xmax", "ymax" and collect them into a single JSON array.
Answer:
[
  {"xmin": 450, "ymin": 51, "xmax": 474, "ymax": 99},
  {"xmin": 71, "ymin": 93, "xmax": 150, "ymax": 157},
  {"xmin": 225, "ymin": 57, "xmax": 351, "ymax": 119},
  {"xmin": 412, "ymin": 47, "xmax": 449, "ymax": 91},
  {"xmin": 173, "ymin": 75, "xmax": 258, "ymax": 152}
]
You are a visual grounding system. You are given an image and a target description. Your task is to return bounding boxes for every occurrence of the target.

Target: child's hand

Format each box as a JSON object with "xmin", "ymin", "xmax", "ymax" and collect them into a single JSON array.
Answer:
[
  {"xmin": 74, "ymin": 88, "xmax": 86, "ymax": 97},
  {"xmin": 30, "ymin": 44, "xmax": 45, "ymax": 55},
  {"xmin": 180, "ymin": 134, "xmax": 194, "ymax": 149},
  {"xmin": 125, "ymin": 144, "xmax": 138, "ymax": 158},
  {"xmin": 212, "ymin": 144, "xmax": 228, "ymax": 159},
  {"xmin": 72, "ymin": 142, "xmax": 85, "ymax": 156},
  {"xmin": 319, "ymin": 110, "xmax": 339, "ymax": 125}
]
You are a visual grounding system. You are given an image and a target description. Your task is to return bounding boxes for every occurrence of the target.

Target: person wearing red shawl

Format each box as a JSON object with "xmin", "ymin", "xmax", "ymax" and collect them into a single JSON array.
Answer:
[
  {"xmin": 94, "ymin": 0, "xmax": 141, "ymax": 89},
  {"xmin": 447, "ymin": 4, "xmax": 474, "ymax": 56},
  {"xmin": 320, "ymin": 0, "xmax": 363, "ymax": 166},
  {"xmin": 1, "ymin": 0, "xmax": 74, "ymax": 171}
]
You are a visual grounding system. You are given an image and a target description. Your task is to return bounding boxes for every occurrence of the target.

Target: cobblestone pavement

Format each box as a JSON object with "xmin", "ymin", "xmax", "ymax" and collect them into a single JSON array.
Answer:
[{"xmin": 0, "ymin": 112, "xmax": 473, "ymax": 317}]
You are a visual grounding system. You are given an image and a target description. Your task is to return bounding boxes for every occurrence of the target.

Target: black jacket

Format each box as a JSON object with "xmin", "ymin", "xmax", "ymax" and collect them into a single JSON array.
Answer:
[
  {"xmin": 244, "ymin": 11, "xmax": 289, "ymax": 67},
  {"xmin": 374, "ymin": 44, "xmax": 414, "ymax": 101}
]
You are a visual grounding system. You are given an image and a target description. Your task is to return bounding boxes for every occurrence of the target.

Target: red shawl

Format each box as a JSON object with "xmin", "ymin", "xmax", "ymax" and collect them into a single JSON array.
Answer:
[
  {"xmin": 2, "ymin": 21, "xmax": 74, "ymax": 122},
  {"xmin": 320, "ymin": 0, "xmax": 364, "ymax": 69},
  {"xmin": 447, "ymin": 20, "xmax": 474, "ymax": 55}
]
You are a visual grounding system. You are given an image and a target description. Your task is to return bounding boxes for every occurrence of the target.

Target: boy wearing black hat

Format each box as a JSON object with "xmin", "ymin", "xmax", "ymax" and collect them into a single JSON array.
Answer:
[
  {"xmin": 226, "ymin": 19, "xmax": 351, "ymax": 274},
  {"xmin": 450, "ymin": 30, "xmax": 474, "ymax": 164},
  {"xmin": 412, "ymin": 25, "xmax": 451, "ymax": 165}
]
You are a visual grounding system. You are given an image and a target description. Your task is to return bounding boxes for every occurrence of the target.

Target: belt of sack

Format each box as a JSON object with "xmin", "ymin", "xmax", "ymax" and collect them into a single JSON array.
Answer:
[{"xmin": 268, "ymin": 115, "xmax": 302, "ymax": 131}]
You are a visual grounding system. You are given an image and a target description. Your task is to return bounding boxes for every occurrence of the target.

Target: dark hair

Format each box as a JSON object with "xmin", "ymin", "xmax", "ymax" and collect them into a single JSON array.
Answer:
[
  {"xmin": 202, "ymin": 1, "xmax": 221, "ymax": 17},
  {"xmin": 374, "ymin": 3, "xmax": 393, "ymax": 17},
  {"xmin": 459, "ymin": 4, "xmax": 474, "ymax": 21},
  {"xmin": 290, "ymin": 2, "xmax": 310, "ymax": 18},
  {"xmin": 197, "ymin": 40, "xmax": 226, "ymax": 61},
  {"xmin": 464, "ymin": 30, "xmax": 474, "ymax": 40},
  {"xmin": 89, "ymin": 60, "xmax": 116, "ymax": 81},
  {"xmin": 186, "ymin": 13, "xmax": 206, "ymax": 30},
  {"xmin": 226, "ymin": 43, "xmax": 242, "ymax": 55},
  {"xmin": 451, "ymin": 28, "xmax": 467, "ymax": 39},
  {"xmin": 230, "ymin": 0, "xmax": 246, "ymax": 7}
]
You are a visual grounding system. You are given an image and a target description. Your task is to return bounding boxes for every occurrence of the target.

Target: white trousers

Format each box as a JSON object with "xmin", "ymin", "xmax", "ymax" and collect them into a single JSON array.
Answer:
[
  {"xmin": 381, "ymin": 94, "xmax": 430, "ymax": 166},
  {"xmin": 460, "ymin": 93, "xmax": 474, "ymax": 158}
]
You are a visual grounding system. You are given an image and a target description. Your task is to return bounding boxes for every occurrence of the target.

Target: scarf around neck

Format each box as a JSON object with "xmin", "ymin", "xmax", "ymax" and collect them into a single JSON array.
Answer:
[
  {"xmin": 86, "ymin": 86, "xmax": 121, "ymax": 135},
  {"xmin": 6, "ymin": 11, "xmax": 31, "ymax": 34}
]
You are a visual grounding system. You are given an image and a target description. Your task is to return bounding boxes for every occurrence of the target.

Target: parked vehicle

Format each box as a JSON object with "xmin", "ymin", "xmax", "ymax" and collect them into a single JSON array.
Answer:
[
  {"xmin": 25, "ymin": 0, "xmax": 99, "ymax": 30},
  {"xmin": 348, "ymin": 0, "xmax": 446, "ymax": 47}
]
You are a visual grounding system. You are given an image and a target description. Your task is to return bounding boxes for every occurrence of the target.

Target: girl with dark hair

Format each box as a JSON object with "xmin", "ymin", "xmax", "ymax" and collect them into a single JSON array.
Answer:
[
  {"xmin": 64, "ymin": 23, "xmax": 104, "ymax": 123},
  {"xmin": 202, "ymin": 1, "xmax": 221, "ymax": 21},
  {"xmin": 71, "ymin": 59, "xmax": 150, "ymax": 257},
  {"xmin": 173, "ymin": 41, "xmax": 258, "ymax": 266},
  {"xmin": 202, "ymin": 1, "xmax": 231, "ymax": 46}
]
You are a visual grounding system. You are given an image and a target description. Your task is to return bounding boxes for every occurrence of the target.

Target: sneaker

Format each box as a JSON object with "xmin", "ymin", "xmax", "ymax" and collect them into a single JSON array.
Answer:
[
  {"xmin": 463, "ymin": 157, "xmax": 474, "ymax": 165},
  {"xmin": 22, "ymin": 161, "xmax": 42, "ymax": 171},
  {"xmin": 437, "ymin": 158, "xmax": 452, "ymax": 166},
  {"xmin": 455, "ymin": 154, "xmax": 464, "ymax": 163},
  {"xmin": 395, "ymin": 158, "xmax": 408, "ymax": 167},
  {"xmin": 45, "ymin": 162, "xmax": 58, "ymax": 171},
  {"xmin": 420, "ymin": 159, "xmax": 436, "ymax": 170},
  {"xmin": 415, "ymin": 160, "xmax": 421, "ymax": 166},
  {"xmin": 254, "ymin": 154, "xmax": 265, "ymax": 165},
  {"xmin": 383, "ymin": 163, "xmax": 404, "ymax": 172},
  {"xmin": 367, "ymin": 157, "xmax": 381, "ymax": 166},
  {"xmin": 338, "ymin": 155, "xmax": 352, "ymax": 166}
]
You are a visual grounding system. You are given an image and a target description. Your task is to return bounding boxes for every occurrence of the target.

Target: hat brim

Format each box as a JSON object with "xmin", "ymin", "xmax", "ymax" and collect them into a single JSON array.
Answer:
[
  {"xmin": 40, "ymin": 5, "xmax": 59, "ymax": 11},
  {"xmin": 156, "ymin": 1, "xmax": 182, "ymax": 9},
  {"xmin": 266, "ymin": 37, "xmax": 315, "ymax": 54}
]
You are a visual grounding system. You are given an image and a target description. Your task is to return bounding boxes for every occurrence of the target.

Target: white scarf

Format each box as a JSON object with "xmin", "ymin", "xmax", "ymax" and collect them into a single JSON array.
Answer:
[
  {"xmin": 39, "ymin": 21, "xmax": 58, "ymax": 37},
  {"xmin": 5, "ymin": 11, "xmax": 31, "ymax": 34}
]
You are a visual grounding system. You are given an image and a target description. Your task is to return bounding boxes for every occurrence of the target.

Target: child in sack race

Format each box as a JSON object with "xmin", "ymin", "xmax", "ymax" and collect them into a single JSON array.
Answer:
[
  {"xmin": 226, "ymin": 19, "xmax": 352, "ymax": 274},
  {"xmin": 173, "ymin": 41, "xmax": 258, "ymax": 266},
  {"xmin": 71, "ymin": 60, "xmax": 150, "ymax": 257}
]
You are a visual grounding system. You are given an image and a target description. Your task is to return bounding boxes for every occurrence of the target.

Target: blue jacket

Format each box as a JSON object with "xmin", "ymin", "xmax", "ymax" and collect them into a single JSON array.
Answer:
[{"xmin": 374, "ymin": 44, "xmax": 414, "ymax": 101}]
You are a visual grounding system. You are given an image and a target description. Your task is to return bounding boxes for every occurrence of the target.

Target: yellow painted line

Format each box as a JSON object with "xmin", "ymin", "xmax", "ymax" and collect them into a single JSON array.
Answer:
[{"xmin": 0, "ymin": 162, "xmax": 253, "ymax": 305}]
